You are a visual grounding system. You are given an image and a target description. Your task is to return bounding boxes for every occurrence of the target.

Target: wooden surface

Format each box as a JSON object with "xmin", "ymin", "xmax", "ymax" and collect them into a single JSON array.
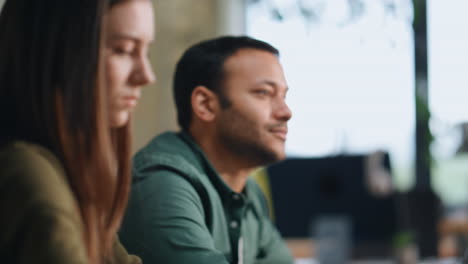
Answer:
[{"xmin": 285, "ymin": 239, "xmax": 314, "ymax": 258}]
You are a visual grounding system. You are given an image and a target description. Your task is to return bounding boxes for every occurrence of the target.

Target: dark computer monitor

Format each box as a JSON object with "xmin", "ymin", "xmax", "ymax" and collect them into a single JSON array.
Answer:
[{"xmin": 267, "ymin": 154, "xmax": 398, "ymax": 257}]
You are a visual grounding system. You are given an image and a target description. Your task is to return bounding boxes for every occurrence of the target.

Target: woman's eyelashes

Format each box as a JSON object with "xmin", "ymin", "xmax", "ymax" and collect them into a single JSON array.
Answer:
[{"xmin": 111, "ymin": 41, "xmax": 136, "ymax": 56}]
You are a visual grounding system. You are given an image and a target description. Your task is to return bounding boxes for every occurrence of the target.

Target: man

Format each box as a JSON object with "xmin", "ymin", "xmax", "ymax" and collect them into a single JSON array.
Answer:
[{"xmin": 120, "ymin": 36, "xmax": 293, "ymax": 264}]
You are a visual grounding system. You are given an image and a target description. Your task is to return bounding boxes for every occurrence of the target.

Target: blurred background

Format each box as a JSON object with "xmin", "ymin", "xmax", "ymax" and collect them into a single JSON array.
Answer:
[{"xmin": 2, "ymin": 0, "xmax": 468, "ymax": 262}]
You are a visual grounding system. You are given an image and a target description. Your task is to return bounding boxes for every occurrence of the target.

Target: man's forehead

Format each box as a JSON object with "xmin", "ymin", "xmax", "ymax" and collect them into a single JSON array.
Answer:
[{"xmin": 223, "ymin": 49, "xmax": 281, "ymax": 75}]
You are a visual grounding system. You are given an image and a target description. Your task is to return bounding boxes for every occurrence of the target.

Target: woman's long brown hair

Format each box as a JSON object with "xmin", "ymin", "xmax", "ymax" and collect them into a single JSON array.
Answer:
[{"xmin": 0, "ymin": 0, "xmax": 133, "ymax": 263}]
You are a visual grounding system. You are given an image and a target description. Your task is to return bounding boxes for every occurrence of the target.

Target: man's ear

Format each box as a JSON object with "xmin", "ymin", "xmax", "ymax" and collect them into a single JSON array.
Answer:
[{"xmin": 191, "ymin": 85, "xmax": 219, "ymax": 122}]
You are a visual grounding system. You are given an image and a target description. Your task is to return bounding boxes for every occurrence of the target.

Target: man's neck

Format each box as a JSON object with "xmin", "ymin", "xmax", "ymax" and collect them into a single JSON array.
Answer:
[
  {"xmin": 190, "ymin": 130, "xmax": 255, "ymax": 193},
  {"xmin": 219, "ymin": 168, "xmax": 252, "ymax": 193}
]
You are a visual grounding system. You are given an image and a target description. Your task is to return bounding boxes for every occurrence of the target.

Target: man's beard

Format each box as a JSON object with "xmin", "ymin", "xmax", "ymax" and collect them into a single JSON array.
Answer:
[{"xmin": 217, "ymin": 109, "xmax": 284, "ymax": 167}]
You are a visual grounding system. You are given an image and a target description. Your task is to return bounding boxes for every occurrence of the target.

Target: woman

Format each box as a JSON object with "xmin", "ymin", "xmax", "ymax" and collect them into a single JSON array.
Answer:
[{"xmin": 0, "ymin": 0, "xmax": 155, "ymax": 263}]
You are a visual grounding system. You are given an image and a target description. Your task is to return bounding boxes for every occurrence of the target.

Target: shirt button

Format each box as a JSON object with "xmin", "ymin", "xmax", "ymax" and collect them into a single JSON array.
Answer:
[
  {"xmin": 233, "ymin": 194, "xmax": 240, "ymax": 200},
  {"xmin": 230, "ymin": 220, "xmax": 238, "ymax": 228}
]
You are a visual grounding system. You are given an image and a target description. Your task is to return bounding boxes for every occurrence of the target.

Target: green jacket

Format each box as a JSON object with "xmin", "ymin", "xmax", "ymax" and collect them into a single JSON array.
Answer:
[
  {"xmin": 120, "ymin": 132, "xmax": 293, "ymax": 264},
  {"xmin": 0, "ymin": 141, "xmax": 140, "ymax": 264}
]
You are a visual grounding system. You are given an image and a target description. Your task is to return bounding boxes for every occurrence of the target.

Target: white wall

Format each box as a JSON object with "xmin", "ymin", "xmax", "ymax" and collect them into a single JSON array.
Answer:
[{"xmin": 216, "ymin": 0, "xmax": 247, "ymax": 35}]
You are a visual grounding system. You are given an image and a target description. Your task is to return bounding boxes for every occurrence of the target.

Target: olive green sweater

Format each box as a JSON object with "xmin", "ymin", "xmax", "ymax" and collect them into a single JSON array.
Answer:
[{"xmin": 0, "ymin": 141, "xmax": 140, "ymax": 264}]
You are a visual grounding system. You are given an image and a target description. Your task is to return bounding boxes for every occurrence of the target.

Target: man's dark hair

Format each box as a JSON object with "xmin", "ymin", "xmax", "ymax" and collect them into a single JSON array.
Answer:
[{"xmin": 173, "ymin": 35, "xmax": 280, "ymax": 131}]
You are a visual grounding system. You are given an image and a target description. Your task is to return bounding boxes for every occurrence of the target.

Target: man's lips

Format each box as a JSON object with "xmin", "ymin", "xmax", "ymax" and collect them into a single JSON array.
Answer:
[{"xmin": 269, "ymin": 126, "xmax": 288, "ymax": 141}]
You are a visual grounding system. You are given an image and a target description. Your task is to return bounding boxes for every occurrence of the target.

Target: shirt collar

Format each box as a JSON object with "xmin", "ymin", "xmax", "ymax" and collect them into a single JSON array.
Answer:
[{"xmin": 179, "ymin": 131, "xmax": 252, "ymax": 207}]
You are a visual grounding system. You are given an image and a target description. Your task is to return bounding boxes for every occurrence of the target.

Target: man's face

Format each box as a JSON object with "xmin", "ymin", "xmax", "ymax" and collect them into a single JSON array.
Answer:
[{"xmin": 215, "ymin": 48, "xmax": 292, "ymax": 166}]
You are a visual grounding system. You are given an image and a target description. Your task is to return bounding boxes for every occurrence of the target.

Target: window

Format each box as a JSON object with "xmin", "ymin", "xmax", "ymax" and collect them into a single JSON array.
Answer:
[
  {"xmin": 429, "ymin": 0, "xmax": 468, "ymax": 207},
  {"xmin": 247, "ymin": 0, "xmax": 415, "ymax": 191}
]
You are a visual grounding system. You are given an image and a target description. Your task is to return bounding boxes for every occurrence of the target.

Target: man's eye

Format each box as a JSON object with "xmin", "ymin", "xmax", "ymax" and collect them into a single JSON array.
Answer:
[{"xmin": 254, "ymin": 89, "xmax": 271, "ymax": 96}]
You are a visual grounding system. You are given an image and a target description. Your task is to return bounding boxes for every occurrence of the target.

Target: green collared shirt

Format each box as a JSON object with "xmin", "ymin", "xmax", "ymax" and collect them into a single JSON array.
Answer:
[{"xmin": 120, "ymin": 132, "xmax": 293, "ymax": 264}]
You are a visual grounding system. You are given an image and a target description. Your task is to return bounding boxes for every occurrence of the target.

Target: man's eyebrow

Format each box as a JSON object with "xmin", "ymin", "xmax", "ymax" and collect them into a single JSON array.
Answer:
[{"xmin": 257, "ymin": 80, "xmax": 289, "ymax": 91}]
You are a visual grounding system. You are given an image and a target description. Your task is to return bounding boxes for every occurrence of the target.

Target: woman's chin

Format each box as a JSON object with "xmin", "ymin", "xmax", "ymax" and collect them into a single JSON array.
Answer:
[{"xmin": 110, "ymin": 111, "xmax": 130, "ymax": 128}]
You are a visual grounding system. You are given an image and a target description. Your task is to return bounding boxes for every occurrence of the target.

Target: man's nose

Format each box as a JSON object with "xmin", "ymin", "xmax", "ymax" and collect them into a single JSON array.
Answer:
[{"xmin": 274, "ymin": 98, "xmax": 292, "ymax": 121}]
